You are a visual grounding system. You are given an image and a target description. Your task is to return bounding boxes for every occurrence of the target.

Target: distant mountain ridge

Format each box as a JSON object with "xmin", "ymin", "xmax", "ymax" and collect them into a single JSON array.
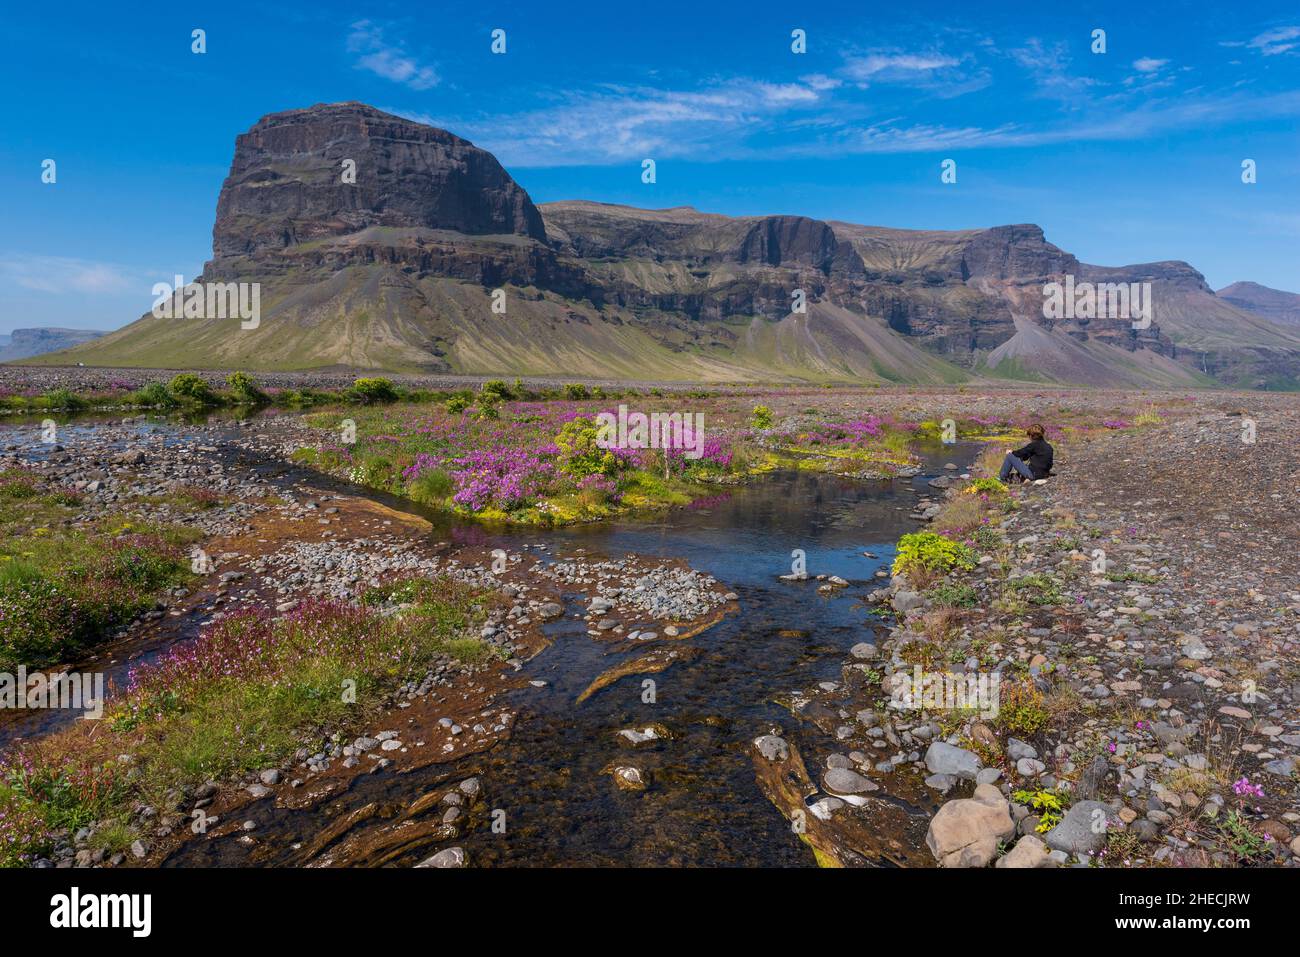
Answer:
[
  {"xmin": 35, "ymin": 102, "xmax": 1300, "ymax": 389},
  {"xmin": 1217, "ymin": 281, "xmax": 1300, "ymax": 329},
  {"xmin": 1, "ymin": 327, "xmax": 105, "ymax": 362}
]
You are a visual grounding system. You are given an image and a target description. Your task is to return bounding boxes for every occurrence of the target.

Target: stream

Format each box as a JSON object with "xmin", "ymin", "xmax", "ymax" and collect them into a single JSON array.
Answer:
[{"xmin": 2, "ymin": 411, "xmax": 976, "ymax": 866}]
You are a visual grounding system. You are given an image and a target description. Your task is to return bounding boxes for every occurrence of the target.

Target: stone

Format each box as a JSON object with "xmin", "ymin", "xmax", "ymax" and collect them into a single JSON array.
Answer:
[
  {"xmin": 892, "ymin": 590, "xmax": 925, "ymax": 613},
  {"xmin": 415, "ymin": 847, "xmax": 466, "ymax": 868},
  {"xmin": 1044, "ymin": 800, "xmax": 1116, "ymax": 854},
  {"xmin": 1006, "ymin": 738, "xmax": 1038, "ymax": 761},
  {"xmin": 754, "ymin": 735, "xmax": 788, "ymax": 762},
  {"xmin": 824, "ymin": 768, "xmax": 876, "ymax": 795},
  {"xmin": 612, "ymin": 766, "xmax": 648, "ymax": 791},
  {"xmin": 925, "ymin": 788, "xmax": 1015, "ymax": 867},
  {"xmin": 996, "ymin": 834, "xmax": 1055, "ymax": 868},
  {"xmin": 924, "ymin": 741, "xmax": 982, "ymax": 780}
]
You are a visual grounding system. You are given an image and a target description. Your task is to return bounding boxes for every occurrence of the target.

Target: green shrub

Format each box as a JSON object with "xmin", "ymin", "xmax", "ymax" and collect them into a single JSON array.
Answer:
[
  {"xmin": 563, "ymin": 383, "xmax": 591, "ymax": 400},
  {"xmin": 997, "ymin": 680, "xmax": 1050, "ymax": 735},
  {"xmin": 346, "ymin": 377, "xmax": 399, "ymax": 405},
  {"xmin": 445, "ymin": 391, "xmax": 473, "ymax": 414},
  {"xmin": 1011, "ymin": 788, "xmax": 1065, "ymax": 832},
  {"xmin": 408, "ymin": 469, "xmax": 454, "ymax": 506},
  {"xmin": 131, "ymin": 382, "xmax": 176, "ymax": 408},
  {"xmin": 225, "ymin": 371, "xmax": 267, "ymax": 405},
  {"xmin": 554, "ymin": 417, "xmax": 617, "ymax": 477},
  {"xmin": 965, "ymin": 477, "xmax": 1006, "ymax": 496},
  {"xmin": 480, "ymin": 379, "xmax": 515, "ymax": 403},
  {"xmin": 168, "ymin": 373, "xmax": 217, "ymax": 406},
  {"xmin": 41, "ymin": 388, "xmax": 86, "ymax": 411},
  {"xmin": 892, "ymin": 532, "xmax": 976, "ymax": 577},
  {"xmin": 751, "ymin": 405, "xmax": 774, "ymax": 429}
]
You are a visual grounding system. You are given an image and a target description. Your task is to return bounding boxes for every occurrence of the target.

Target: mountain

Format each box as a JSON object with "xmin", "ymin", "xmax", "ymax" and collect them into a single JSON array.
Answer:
[
  {"xmin": 1217, "ymin": 281, "xmax": 1300, "ymax": 329},
  {"xmin": 0, "ymin": 327, "xmax": 106, "ymax": 362},
  {"xmin": 36, "ymin": 102, "xmax": 1300, "ymax": 388}
]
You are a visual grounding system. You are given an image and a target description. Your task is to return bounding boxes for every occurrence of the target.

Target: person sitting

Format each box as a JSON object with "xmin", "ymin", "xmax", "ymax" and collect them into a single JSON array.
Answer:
[{"xmin": 999, "ymin": 424, "xmax": 1054, "ymax": 484}]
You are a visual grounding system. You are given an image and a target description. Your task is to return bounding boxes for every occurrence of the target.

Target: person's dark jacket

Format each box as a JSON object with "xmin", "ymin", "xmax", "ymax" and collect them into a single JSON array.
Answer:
[{"xmin": 1012, "ymin": 438, "xmax": 1054, "ymax": 479}]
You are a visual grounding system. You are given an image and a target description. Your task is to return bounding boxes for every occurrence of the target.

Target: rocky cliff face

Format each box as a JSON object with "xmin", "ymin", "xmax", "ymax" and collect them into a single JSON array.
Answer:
[
  {"xmin": 48, "ymin": 102, "xmax": 1300, "ymax": 387},
  {"xmin": 212, "ymin": 103, "xmax": 546, "ymax": 260}
]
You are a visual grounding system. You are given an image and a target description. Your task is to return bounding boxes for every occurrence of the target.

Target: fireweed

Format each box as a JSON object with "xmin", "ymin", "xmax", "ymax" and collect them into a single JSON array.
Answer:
[{"xmin": 300, "ymin": 398, "xmax": 927, "ymax": 524}]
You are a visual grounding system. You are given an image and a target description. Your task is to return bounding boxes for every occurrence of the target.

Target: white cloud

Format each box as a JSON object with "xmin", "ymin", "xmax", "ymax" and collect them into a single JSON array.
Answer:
[
  {"xmin": 0, "ymin": 255, "xmax": 134, "ymax": 295},
  {"xmin": 842, "ymin": 52, "xmax": 960, "ymax": 82},
  {"xmin": 1248, "ymin": 25, "xmax": 1300, "ymax": 56},
  {"xmin": 391, "ymin": 77, "xmax": 835, "ymax": 167},
  {"xmin": 1133, "ymin": 57, "xmax": 1169, "ymax": 73},
  {"xmin": 1008, "ymin": 40, "xmax": 1097, "ymax": 103},
  {"xmin": 799, "ymin": 74, "xmax": 843, "ymax": 92},
  {"xmin": 347, "ymin": 20, "xmax": 439, "ymax": 90}
]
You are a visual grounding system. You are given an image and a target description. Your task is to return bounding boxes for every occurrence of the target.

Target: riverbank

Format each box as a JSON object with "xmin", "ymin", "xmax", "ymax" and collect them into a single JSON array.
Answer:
[{"xmin": 771, "ymin": 396, "xmax": 1300, "ymax": 867}]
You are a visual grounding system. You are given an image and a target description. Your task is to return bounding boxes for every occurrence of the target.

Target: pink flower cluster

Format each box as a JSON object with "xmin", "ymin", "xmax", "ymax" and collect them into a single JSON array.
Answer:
[{"xmin": 446, "ymin": 448, "xmax": 557, "ymax": 511}]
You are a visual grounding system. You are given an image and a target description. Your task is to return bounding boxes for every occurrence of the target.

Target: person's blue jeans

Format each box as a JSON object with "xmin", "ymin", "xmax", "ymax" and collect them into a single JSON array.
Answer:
[{"xmin": 999, "ymin": 452, "xmax": 1034, "ymax": 482}]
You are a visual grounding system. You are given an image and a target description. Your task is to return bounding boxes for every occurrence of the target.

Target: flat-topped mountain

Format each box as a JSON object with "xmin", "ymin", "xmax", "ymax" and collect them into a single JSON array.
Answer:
[
  {"xmin": 0, "ymin": 327, "xmax": 105, "ymax": 362},
  {"xmin": 37, "ymin": 103, "xmax": 1300, "ymax": 388},
  {"xmin": 213, "ymin": 103, "xmax": 545, "ymax": 259}
]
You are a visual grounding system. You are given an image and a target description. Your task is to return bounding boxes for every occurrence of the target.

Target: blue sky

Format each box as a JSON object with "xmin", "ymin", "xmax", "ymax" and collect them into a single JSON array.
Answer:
[{"xmin": 2, "ymin": 0, "xmax": 1299, "ymax": 333}]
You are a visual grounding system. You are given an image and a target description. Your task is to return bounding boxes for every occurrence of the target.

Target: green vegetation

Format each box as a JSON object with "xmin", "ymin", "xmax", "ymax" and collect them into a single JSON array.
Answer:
[
  {"xmin": 996, "ymin": 679, "xmax": 1051, "ymax": 735},
  {"xmin": 964, "ymin": 477, "xmax": 1006, "ymax": 496},
  {"xmin": 344, "ymin": 377, "xmax": 399, "ymax": 405},
  {"xmin": 0, "ymin": 469, "xmax": 196, "ymax": 670},
  {"xmin": 924, "ymin": 581, "xmax": 979, "ymax": 608},
  {"xmin": 1005, "ymin": 573, "xmax": 1063, "ymax": 606},
  {"xmin": 892, "ymin": 532, "xmax": 976, "ymax": 578},
  {"xmin": 555, "ymin": 417, "xmax": 618, "ymax": 477},
  {"xmin": 167, "ymin": 373, "xmax": 218, "ymax": 406},
  {"xmin": 0, "ymin": 576, "xmax": 498, "ymax": 866},
  {"xmin": 480, "ymin": 379, "xmax": 515, "ymax": 403},
  {"xmin": 226, "ymin": 370, "xmax": 268, "ymax": 406},
  {"xmin": 1011, "ymin": 788, "xmax": 1065, "ymax": 832}
]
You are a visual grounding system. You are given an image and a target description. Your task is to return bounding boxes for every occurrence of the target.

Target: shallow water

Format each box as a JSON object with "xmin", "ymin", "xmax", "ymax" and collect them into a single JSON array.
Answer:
[
  {"xmin": 159, "ymin": 440, "xmax": 976, "ymax": 867},
  {"xmin": 2, "ymin": 412, "xmax": 975, "ymax": 865}
]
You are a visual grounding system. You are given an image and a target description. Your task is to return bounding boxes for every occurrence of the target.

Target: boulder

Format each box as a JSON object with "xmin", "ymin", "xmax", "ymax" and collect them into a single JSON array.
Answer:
[
  {"xmin": 924, "ymin": 741, "xmax": 983, "ymax": 780},
  {"xmin": 995, "ymin": 834, "xmax": 1055, "ymax": 868},
  {"xmin": 1044, "ymin": 800, "xmax": 1117, "ymax": 854},
  {"xmin": 925, "ymin": 784, "xmax": 1015, "ymax": 867}
]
